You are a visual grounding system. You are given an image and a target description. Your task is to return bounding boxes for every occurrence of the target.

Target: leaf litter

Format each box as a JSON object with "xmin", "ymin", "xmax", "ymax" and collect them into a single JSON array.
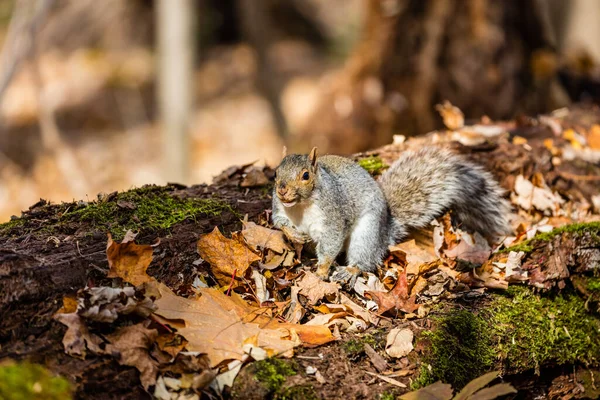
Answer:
[{"xmin": 53, "ymin": 104, "xmax": 600, "ymax": 397}]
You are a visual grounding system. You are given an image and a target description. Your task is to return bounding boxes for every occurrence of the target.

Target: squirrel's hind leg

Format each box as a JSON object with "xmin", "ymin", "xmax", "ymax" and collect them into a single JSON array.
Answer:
[{"xmin": 345, "ymin": 211, "xmax": 388, "ymax": 273}]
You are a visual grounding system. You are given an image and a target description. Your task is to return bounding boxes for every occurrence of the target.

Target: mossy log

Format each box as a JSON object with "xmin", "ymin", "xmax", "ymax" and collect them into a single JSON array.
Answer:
[{"xmin": 1, "ymin": 108, "xmax": 600, "ymax": 398}]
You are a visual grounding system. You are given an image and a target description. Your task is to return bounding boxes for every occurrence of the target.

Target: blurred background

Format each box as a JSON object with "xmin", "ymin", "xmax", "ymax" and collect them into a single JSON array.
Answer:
[{"xmin": 1, "ymin": 0, "xmax": 600, "ymax": 222}]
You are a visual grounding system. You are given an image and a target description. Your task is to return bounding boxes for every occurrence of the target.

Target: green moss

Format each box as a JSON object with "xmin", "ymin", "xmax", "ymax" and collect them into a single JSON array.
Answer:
[
  {"xmin": 415, "ymin": 286, "xmax": 600, "ymax": 390},
  {"xmin": 501, "ymin": 222, "xmax": 600, "ymax": 254},
  {"xmin": 62, "ymin": 186, "xmax": 235, "ymax": 240},
  {"xmin": 490, "ymin": 286, "xmax": 600, "ymax": 373},
  {"xmin": 358, "ymin": 156, "xmax": 388, "ymax": 175},
  {"xmin": 415, "ymin": 309, "xmax": 495, "ymax": 390},
  {"xmin": 587, "ymin": 278, "xmax": 600, "ymax": 293},
  {"xmin": 342, "ymin": 339, "xmax": 365, "ymax": 360},
  {"xmin": 342, "ymin": 330, "xmax": 385, "ymax": 362},
  {"xmin": 0, "ymin": 217, "xmax": 26, "ymax": 236},
  {"xmin": 0, "ymin": 362, "xmax": 72, "ymax": 400},
  {"xmin": 0, "ymin": 186, "xmax": 236, "ymax": 240},
  {"xmin": 254, "ymin": 358, "xmax": 297, "ymax": 393},
  {"xmin": 275, "ymin": 384, "xmax": 317, "ymax": 400},
  {"xmin": 379, "ymin": 391, "xmax": 397, "ymax": 400}
]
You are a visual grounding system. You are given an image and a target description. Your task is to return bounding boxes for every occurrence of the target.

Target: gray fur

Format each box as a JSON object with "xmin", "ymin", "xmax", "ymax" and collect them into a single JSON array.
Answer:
[
  {"xmin": 272, "ymin": 147, "xmax": 511, "ymax": 276},
  {"xmin": 379, "ymin": 147, "xmax": 511, "ymax": 241}
]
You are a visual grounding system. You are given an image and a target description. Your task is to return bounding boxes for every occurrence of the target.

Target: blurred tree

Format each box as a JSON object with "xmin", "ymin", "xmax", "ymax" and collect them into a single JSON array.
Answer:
[
  {"xmin": 294, "ymin": 0, "xmax": 571, "ymax": 154},
  {"xmin": 157, "ymin": 0, "xmax": 195, "ymax": 184}
]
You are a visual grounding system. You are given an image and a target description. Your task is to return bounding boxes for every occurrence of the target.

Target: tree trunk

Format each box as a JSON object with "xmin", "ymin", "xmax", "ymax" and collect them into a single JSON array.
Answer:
[{"xmin": 296, "ymin": 0, "xmax": 571, "ymax": 154}]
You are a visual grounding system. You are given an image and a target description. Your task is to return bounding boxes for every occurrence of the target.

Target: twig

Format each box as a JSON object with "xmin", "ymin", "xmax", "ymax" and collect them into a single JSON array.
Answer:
[
  {"xmin": 558, "ymin": 170, "xmax": 600, "ymax": 181},
  {"xmin": 225, "ymin": 268, "xmax": 238, "ymax": 296}
]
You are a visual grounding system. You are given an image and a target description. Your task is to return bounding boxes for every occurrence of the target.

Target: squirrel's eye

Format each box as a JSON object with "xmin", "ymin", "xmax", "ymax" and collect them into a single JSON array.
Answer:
[{"xmin": 302, "ymin": 171, "xmax": 309, "ymax": 180}]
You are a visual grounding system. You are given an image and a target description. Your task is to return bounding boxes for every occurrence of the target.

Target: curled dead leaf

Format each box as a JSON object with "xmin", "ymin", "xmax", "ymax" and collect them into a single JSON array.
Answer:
[{"xmin": 197, "ymin": 226, "xmax": 261, "ymax": 286}]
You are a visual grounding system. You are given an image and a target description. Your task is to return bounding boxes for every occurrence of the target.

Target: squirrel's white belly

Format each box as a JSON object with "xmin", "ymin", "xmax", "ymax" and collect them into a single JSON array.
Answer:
[{"xmin": 284, "ymin": 202, "xmax": 326, "ymax": 242}]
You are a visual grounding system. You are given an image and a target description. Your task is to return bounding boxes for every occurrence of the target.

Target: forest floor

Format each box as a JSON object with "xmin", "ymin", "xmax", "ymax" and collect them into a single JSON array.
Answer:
[{"xmin": 1, "ymin": 105, "xmax": 600, "ymax": 399}]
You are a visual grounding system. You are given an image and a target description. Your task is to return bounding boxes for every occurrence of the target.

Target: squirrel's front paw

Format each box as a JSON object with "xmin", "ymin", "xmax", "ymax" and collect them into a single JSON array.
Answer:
[
  {"xmin": 330, "ymin": 266, "xmax": 360, "ymax": 288},
  {"xmin": 315, "ymin": 264, "xmax": 331, "ymax": 280},
  {"xmin": 282, "ymin": 226, "xmax": 310, "ymax": 244}
]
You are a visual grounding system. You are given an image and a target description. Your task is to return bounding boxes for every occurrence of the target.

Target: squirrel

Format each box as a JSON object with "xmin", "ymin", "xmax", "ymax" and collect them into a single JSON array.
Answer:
[{"xmin": 271, "ymin": 146, "xmax": 511, "ymax": 282}]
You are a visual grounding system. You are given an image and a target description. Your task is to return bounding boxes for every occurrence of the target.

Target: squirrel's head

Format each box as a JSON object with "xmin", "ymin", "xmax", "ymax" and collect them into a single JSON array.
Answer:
[{"xmin": 274, "ymin": 147, "xmax": 318, "ymax": 207}]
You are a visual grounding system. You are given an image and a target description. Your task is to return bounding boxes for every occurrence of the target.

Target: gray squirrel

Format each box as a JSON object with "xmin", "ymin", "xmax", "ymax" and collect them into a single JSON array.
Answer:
[{"xmin": 272, "ymin": 146, "xmax": 511, "ymax": 281}]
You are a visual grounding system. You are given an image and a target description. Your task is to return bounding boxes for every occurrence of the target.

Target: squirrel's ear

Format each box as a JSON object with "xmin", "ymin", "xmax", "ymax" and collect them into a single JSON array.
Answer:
[
  {"xmin": 309, "ymin": 147, "xmax": 318, "ymax": 167},
  {"xmin": 282, "ymin": 146, "xmax": 287, "ymax": 158}
]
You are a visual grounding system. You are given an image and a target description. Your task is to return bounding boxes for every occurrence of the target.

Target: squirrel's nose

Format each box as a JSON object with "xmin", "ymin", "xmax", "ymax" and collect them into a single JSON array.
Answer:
[{"xmin": 277, "ymin": 184, "xmax": 288, "ymax": 196}]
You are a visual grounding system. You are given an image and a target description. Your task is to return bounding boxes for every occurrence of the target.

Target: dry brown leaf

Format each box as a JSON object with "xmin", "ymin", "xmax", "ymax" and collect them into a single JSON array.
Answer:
[
  {"xmin": 511, "ymin": 174, "xmax": 564, "ymax": 214},
  {"xmin": 588, "ymin": 125, "xmax": 600, "ymax": 150},
  {"xmin": 151, "ymin": 281, "xmax": 334, "ymax": 366},
  {"xmin": 262, "ymin": 250, "xmax": 286, "ymax": 270},
  {"xmin": 443, "ymin": 231, "xmax": 491, "ymax": 266},
  {"xmin": 468, "ymin": 383, "xmax": 517, "ymax": 400},
  {"xmin": 197, "ymin": 227, "xmax": 261, "ymax": 286},
  {"xmin": 242, "ymin": 221, "xmax": 290, "ymax": 254},
  {"xmin": 385, "ymin": 328, "xmax": 414, "ymax": 358},
  {"xmin": 241, "ymin": 168, "xmax": 270, "ymax": 187},
  {"xmin": 365, "ymin": 268, "xmax": 419, "ymax": 315},
  {"xmin": 399, "ymin": 381, "xmax": 453, "ymax": 400},
  {"xmin": 54, "ymin": 313, "xmax": 104, "ymax": 358},
  {"xmin": 296, "ymin": 271, "xmax": 339, "ymax": 305},
  {"xmin": 105, "ymin": 323, "xmax": 159, "ymax": 389},
  {"xmin": 435, "ymin": 100, "xmax": 464, "ymax": 130},
  {"xmin": 78, "ymin": 286, "xmax": 156, "ymax": 323},
  {"xmin": 156, "ymin": 333, "xmax": 188, "ymax": 359},
  {"xmin": 390, "ymin": 240, "xmax": 436, "ymax": 276},
  {"xmin": 454, "ymin": 371, "xmax": 499, "ymax": 400},
  {"xmin": 106, "ymin": 232, "xmax": 154, "ymax": 286}
]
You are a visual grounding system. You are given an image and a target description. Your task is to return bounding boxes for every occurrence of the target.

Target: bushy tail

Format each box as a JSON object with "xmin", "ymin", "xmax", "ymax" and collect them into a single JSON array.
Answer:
[{"xmin": 378, "ymin": 147, "xmax": 511, "ymax": 241}]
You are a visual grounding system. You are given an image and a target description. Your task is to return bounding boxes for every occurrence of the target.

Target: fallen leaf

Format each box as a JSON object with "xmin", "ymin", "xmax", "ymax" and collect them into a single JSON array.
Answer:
[
  {"xmin": 389, "ymin": 240, "xmax": 437, "ymax": 276},
  {"xmin": 435, "ymin": 100, "xmax": 464, "ymax": 130},
  {"xmin": 399, "ymin": 381, "xmax": 453, "ymax": 400},
  {"xmin": 54, "ymin": 313, "xmax": 104, "ymax": 358},
  {"xmin": 261, "ymin": 250, "xmax": 286, "ymax": 270},
  {"xmin": 454, "ymin": 371, "xmax": 499, "ymax": 400},
  {"xmin": 106, "ymin": 232, "xmax": 154, "ymax": 285},
  {"xmin": 511, "ymin": 174, "xmax": 564, "ymax": 214},
  {"xmin": 251, "ymin": 269, "xmax": 270, "ymax": 303},
  {"xmin": 314, "ymin": 294, "xmax": 379, "ymax": 327},
  {"xmin": 151, "ymin": 281, "xmax": 334, "ymax": 366},
  {"xmin": 365, "ymin": 268, "xmax": 419, "ymax": 315},
  {"xmin": 241, "ymin": 168, "xmax": 269, "ymax": 187},
  {"xmin": 197, "ymin": 227, "xmax": 261, "ymax": 286},
  {"xmin": 296, "ymin": 271, "xmax": 339, "ymax": 305},
  {"xmin": 77, "ymin": 286, "xmax": 156, "ymax": 323},
  {"xmin": 588, "ymin": 125, "xmax": 600, "ymax": 150},
  {"xmin": 242, "ymin": 221, "xmax": 290, "ymax": 254},
  {"xmin": 443, "ymin": 231, "xmax": 491, "ymax": 266},
  {"xmin": 385, "ymin": 328, "xmax": 414, "ymax": 358},
  {"xmin": 353, "ymin": 273, "xmax": 387, "ymax": 297},
  {"xmin": 57, "ymin": 295, "xmax": 78, "ymax": 314},
  {"xmin": 156, "ymin": 333, "xmax": 188, "ymax": 359},
  {"xmin": 105, "ymin": 323, "xmax": 159, "ymax": 389},
  {"xmin": 468, "ymin": 383, "xmax": 517, "ymax": 400}
]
